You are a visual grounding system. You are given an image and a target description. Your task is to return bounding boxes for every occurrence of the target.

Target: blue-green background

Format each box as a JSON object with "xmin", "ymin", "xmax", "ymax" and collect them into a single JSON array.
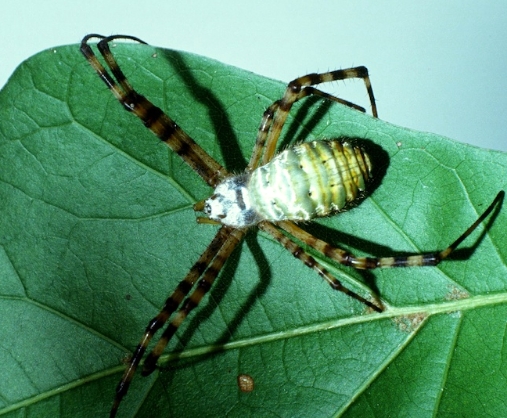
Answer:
[{"xmin": 1, "ymin": 1, "xmax": 506, "ymax": 151}]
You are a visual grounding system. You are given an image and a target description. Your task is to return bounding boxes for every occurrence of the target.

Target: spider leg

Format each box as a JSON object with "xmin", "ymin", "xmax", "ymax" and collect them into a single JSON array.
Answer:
[
  {"xmin": 110, "ymin": 225, "xmax": 244, "ymax": 418},
  {"xmin": 80, "ymin": 34, "xmax": 227, "ymax": 187},
  {"xmin": 258, "ymin": 221, "xmax": 383, "ymax": 312},
  {"xmin": 277, "ymin": 191, "xmax": 503, "ymax": 269},
  {"xmin": 250, "ymin": 67, "xmax": 377, "ymax": 168},
  {"xmin": 247, "ymin": 85, "xmax": 369, "ymax": 170},
  {"xmin": 141, "ymin": 227, "xmax": 246, "ymax": 376}
]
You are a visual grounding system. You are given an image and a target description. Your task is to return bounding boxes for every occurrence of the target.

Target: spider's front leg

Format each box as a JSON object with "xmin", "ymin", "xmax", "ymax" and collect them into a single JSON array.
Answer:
[{"xmin": 80, "ymin": 34, "xmax": 227, "ymax": 187}]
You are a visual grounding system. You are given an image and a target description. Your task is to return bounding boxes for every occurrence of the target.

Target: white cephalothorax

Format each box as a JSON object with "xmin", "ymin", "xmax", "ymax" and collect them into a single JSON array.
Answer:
[
  {"xmin": 204, "ymin": 173, "xmax": 261, "ymax": 227},
  {"xmin": 204, "ymin": 140, "xmax": 372, "ymax": 228}
]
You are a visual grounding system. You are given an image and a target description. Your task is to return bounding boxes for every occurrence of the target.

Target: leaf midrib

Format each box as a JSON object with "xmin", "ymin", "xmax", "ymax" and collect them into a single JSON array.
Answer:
[{"xmin": 163, "ymin": 291, "xmax": 507, "ymax": 363}]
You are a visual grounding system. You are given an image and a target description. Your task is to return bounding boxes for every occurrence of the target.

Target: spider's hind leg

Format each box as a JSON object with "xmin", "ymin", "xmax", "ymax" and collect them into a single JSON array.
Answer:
[
  {"xmin": 110, "ymin": 226, "xmax": 245, "ymax": 417},
  {"xmin": 277, "ymin": 191, "xmax": 503, "ymax": 271},
  {"xmin": 258, "ymin": 221, "xmax": 384, "ymax": 313},
  {"xmin": 141, "ymin": 227, "xmax": 246, "ymax": 376}
]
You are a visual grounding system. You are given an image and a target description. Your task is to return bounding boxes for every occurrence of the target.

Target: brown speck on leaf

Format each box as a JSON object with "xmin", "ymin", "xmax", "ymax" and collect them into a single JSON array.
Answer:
[{"xmin": 237, "ymin": 374, "xmax": 254, "ymax": 392}]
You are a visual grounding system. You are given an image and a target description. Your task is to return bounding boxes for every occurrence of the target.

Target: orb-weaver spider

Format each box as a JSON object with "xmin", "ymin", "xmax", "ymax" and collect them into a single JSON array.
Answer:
[{"xmin": 80, "ymin": 34, "xmax": 502, "ymax": 417}]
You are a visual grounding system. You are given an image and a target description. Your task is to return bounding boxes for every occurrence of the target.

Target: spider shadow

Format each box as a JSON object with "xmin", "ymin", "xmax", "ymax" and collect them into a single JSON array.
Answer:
[
  {"xmin": 161, "ymin": 232, "xmax": 272, "ymax": 378},
  {"xmin": 154, "ymin": 49, "xmax": 273, "ymax": 379},
  {"xmin": 279, "ymin": 96, "xmax": 334, "ymax": 150},
  {"xmin": 158, "ymin": 47, "xmax": 274, "ymax": 337},
  {"xmin": 152, "ymin": 50, "xmax": 392, "ymax": 381},
  {"xmin": 158, "ymin": 49, "xmax": 247, "ymax": 172},
  {"xmin": 443, "ymin": 190, "xmax": 503, "ymax": 260}
]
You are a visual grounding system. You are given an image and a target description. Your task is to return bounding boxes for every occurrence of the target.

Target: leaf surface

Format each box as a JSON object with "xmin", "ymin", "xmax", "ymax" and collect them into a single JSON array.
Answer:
[{"xmin": 0, "ymin": 42, "xmax": 506, "ymax": 417}]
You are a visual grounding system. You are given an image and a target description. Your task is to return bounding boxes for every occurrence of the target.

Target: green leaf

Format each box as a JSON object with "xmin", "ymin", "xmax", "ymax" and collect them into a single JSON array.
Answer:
[{"xmin": 0, "ymin": 42, "xmax": 506, "ymax": 417}]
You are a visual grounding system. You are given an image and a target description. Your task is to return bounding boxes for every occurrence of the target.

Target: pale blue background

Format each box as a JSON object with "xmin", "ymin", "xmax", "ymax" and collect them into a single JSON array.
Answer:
[{"xmin": 1, "ymin": 1, "xmax": 506, "ymax": 151}]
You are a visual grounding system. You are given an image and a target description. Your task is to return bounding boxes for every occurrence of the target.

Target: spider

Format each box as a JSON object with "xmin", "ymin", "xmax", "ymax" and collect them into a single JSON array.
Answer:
[{"xmin": 80, "ymin": 34, "xmax": 503, "ymax": 417}]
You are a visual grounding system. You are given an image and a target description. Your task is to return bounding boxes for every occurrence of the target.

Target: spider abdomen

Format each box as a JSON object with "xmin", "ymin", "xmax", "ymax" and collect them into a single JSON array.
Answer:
[{"xmin": 249, "ymin": 140, "xmax": 372, "ymax": 221}]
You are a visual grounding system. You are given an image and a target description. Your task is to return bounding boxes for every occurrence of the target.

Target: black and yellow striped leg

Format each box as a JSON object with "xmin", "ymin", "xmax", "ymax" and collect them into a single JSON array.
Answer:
[
  {"xmin": 277, "ymin": 191, "xmax": 503, "ymax": 270},
  {"xmin": 258, "ymin": 221, "xmax": 383, "ymax": 312},
  {"xmin": 141, "ymin": 227, "xmax": 245, "ymax": 375},
  {"xmin": 80, "ymin": 34, "xmax": 227, "ymax": 187},
  {"xmin": 253, "ymin": 67, "xmax": 378, "ymax": 168},
  {"xmin": 110, "ymin": 226, "xmax": 242, "ymax": 417},
  {"xmin": 248, "ymin": 86, "xmax": 369, "ymax": 170}
]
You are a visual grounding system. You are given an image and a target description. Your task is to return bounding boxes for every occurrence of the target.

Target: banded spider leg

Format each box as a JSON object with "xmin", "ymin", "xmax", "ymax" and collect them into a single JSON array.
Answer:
[
  {"xmin": 80, "ymin": 34, "xmax": 503, "ymax": 417},
  {"xmin": 80, "ymin": 34, "xmax": 227, "ymax": 187}
]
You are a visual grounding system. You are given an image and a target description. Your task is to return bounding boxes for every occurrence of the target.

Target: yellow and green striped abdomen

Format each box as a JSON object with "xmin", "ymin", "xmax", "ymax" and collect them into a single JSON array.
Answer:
[{"xmin": 248, "ymin": 140, "xmax": 372, "ymax": 222}]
